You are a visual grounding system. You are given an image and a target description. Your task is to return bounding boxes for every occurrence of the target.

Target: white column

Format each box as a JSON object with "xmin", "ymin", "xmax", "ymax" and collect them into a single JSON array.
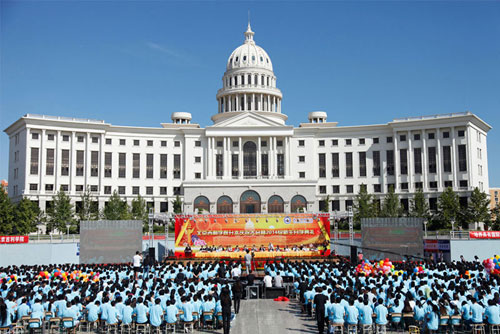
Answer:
[
  {"xmin": 39, "ymin": 129, "xmax": 45, "ymax": 192},
  {"xmin": 285, "ymin": 136, "xmax": 290, "ymax": 178},
  {"xmin": 466, "ymin": 126, "xmax": 473, "ymax": 189},
  {"xmin": 238, "ymin": 137, "xmax": 243, "ymax": 179},
  {"xmin": 243, "ymin": 94, "xmax": 247, "ymax": 111},
  {"xmin": 267, "ymin": 95, "xmax": 271, "ymax": 111},
  {"xmin": 228, "ymin": 96, "xmax": 231, "ymax": 112},
  {"xmin": 54, "ymin": 131, "xmax": 60, "ymax": 192},
  {"xmin": 407, "ymin": 131, "xmax": 413, "ymax": 191},
  {"xmin": 85, "ymin": 133, "xmax": 90, "ymax": 188},
  {"xmin": 422, "ymin": 129, "xmax": 428, "ymax": 191},
  {"xmin": 207, "ymin": 137, "xmax": 212, "ymax": 178},
  {"xmin": 260, "ymin": 94, "xmax": 263, "ymax": 112},
  {"xmin": 257, "ymin": 137, "xmax": 261, "ymax": 176},
  {"xmin": 451, "ymin": 126, "xmax": 458, "ymax": 189},
  {"xmin": 252, "ymin": 93, "xmax": 255, "ymax": 111},
  {"xmin": 99, "ymin": 133, "xmax": 104, "ymax": 195},
  {"xmin": 70, "ymin": 132, "xmax": 75, "ymax": 194},
  {"xmin": 223, "ymin": 137, "xmax": 228, "ymax": 178},
  {"xmin": 393, "ymin": 132, "xmax": 399, "ymax": 192},
  {"xmin": 436, "ymin": 128, "xmax": 443, "ymax": 190}
]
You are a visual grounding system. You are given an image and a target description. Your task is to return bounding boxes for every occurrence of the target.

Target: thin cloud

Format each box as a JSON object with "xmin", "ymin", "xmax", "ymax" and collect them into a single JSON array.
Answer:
[{"xmin": 146, "ymin": 41, "xmax": 183, "ymax": 59}]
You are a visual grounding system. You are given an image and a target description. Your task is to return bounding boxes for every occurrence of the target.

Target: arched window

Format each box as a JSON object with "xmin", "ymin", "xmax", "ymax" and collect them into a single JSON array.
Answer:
[
  {"xmin": 243, "ymin": 141, "xmax": 257, "ymax": 177},
  {"xmin": 240, "ymin": 190, "xmax": 261, "ymax": 214},
  {"xmin": 217, "ymin": 196, "xmax": 233, "ymax": 214},
  {"xmin": 268, "ymin": 195, "xmax": 284, "ymax": 213},
  {"xmin": 194, "ymin": 196, "xmax": 210, "ymax": 213},
  {"xmin": 291, "ymin": 195, "xmax": 307, "ymax": 213}
]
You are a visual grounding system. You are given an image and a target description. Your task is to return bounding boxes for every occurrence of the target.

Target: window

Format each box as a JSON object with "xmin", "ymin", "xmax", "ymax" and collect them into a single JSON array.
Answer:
[
  {"xmin": 174, "ymin": 141, "xmax": 180, "ymax": 147},
  {"xmin": 76, "ymin": 185, "xmax": 84, "ymax": 192},
  {"xmin": 277, "ymin": 140, "xmax": 283, "ymax": 147},
  {"xmin": 387, "ymin": 136, "xmax": 393, "ymax": 143},
  {"xmin": 173, "ymin": 187, "xmax": 181, "ymax": 195},
  {"xmin": 119, "ymin": 153, "xmax": 126, "ymax": 178},
  {"xmin": 332, "ymin": 153, "xmax": 339, "ymax": 177},
  {"xmin": 195, "ymin": 156, "xmax": 201, "ymax": 163},
  {"xmin": 401, "ymin": 182, "xmax": 409, "ymax": 191},
  {"xmin": 61, "ymin": 150, "xmax": 69, "ymax": 176},
  {"xmin": 459, "ymin": 180, "xmax": 468, "ymax": 188},
  {"xmin": 92, "ymin": 137, "xmax": 99, "ymax": 144},
  {"xmin": 429, "ymin": 198, "xmax": 438, "ymax": 211},
  {"xmin": 30, "ymin": 184, "xmax": 38, "ymax": 191},
  {"xmin": 373, "ymin": 137, "xmax": 379, "ymax": 144},
  {"xmin": 443, "ymin": 131, "xmax": 450, "ymax": 138},
  {"xmin": 233, "ymin": 141, "xmax": 238, "ymax": 147},
  {"xmin": 298, "ymin": 140, "xmax": 305, "ymax": 147},
  {"xmin": 332, "ymin": 200, "xmax": 340, "ymax": 211},
  {"xmin": 443, "ymin": 146, "xmax": 452, "ymax": 173},
  {"xmin": 261, "ymin": 154, "xmax": 268, "ymax": 176},
  {"xmin": 387, "ymin": 184, "xmax": 395, "ymax": 192},
  {"xmin": 216, "ymin": 141, "xmax": 223, "ymax": 148},
  {"xmin": 134, "ymin": 140, "xmax": 140, "ymax": 146},
  {"xmin": 345, "ymin": 200, "xmax": 353, "ymax": 210},
  {"xmin": 146, "ymin": 154, "xmax": 153, "ymax": 178},
  {"xmin": 299, "ymin": 172, "xmax": 305, "ymax": 178},
  {"xmin": 46, "ymin": 149, "xmax": 54, "ymax": 176},
  {"xmin": 106, "ymin": 138, "xmax": 112, "ymax": 145},
  {"xmin": 232, "ymin": 154, "xmax": 239, "ymax": 177},
  {"xmin": 400, "ymin": 149, "xmax": 408, "ymax": 175},
  {"xmin": 374, "ymin": 184, "xmax": 381, "ymax": 193},
  {"xmin": 77, "ymin": 136, "xmax": 84, "ymax": 143},
  {"xmin": 429, "ymin": 181, "xmax": 438, "ymax": 189},
  {"xmin": 400, "ymin": 135, "xmax": 406, "ymax": 142},
  {"xmin": 299, "ymin": 156, "xmax": 305, "ymax": 162},
  {"xmin": 161, "ymin": 140, "xmax": 167, "ymax": 147},
  {"xmin": 428, "ymin": 133, "xmax": 435, "ymax": 140},
  {"xmin": 104, "ymin": 152, "xmax": 112, "ymax": 178},
  {"xmin": 216, "ymin": 154, "xmax": 223, "ymax": 177},
  {"xmin": 32, "ymin": 133, "xmax": 39, "ymax": 140},
  {"xmin": 133, "ymin": 153, "xmax": 140, "ymax": 178},
  {"xmin": 173, "ymin": 154, "xmax": 181, "ymax": 179},
  {"xmin": 386, "ymin": 150, "xmax": 394, "ymax": 176},
  {"xmin": 160, "ymin": 187, "xmax": 167, "ymax": 195},
  {"xmin": 414, "ymin": 134, "xmax": 421, "ymax": 141},
  {"xmin": 359, "ymin": 152, "xmax": 366, "ymax": 177},
  {"xmin": 30, "ymin": 147, "xmax": 39, "ymax": 175},
  {"xmin": 319, "ymin": 153, "xmax": 326, "ymax": 178},
  {"xmin": 479, "ymin": 164, "xmax": 483, "ymax": 176},
  {"xmin": 147, "ymin": 140, "xmax": 153, "ymax": 147},
  {"xmin": 444, "ymin": 181, "xmax": 453, "ymax": 188},
  {"xmin": 345, "ymin": 139, "xmax": 352, "ymax": 146},
  {"xmin": 332, "ymin": 139, "xmax": 338, "ymax": 146},
  {"xmin": 76, "ymin": 150, "xmax": 84, "ymax": 176},
  {"xmin": 47, "ymin": 134, "xmax": 55, "ymax": 141},
  {"xmin": 458, "ymin": 130, "xmax": 465, "ymax": 137},
  {"xmin": 90, "ymin": 151, "xmax": 99, "ymax": 177},
  {"xmin": 160, "ymin": 154, "xmax": 167, "ymax": 179},
  {"xmin": 45, "ymin": 184, "xmax": 54, "ymax": 191},
  {"xmin": 104, "ymin": 186, "xmax": 111, "ymax": 194},
  {"xmin": 458, "ymin": 145, "xmax": 467, "ymax": 172},
  {"xmin": 277, "ymin": 153, "xmax": 284, "ymax": 176},
  {"xmin": 118, "ymin": 186, "xmax": 125, "ymax": 195},
  {"xmin": 332, "ymin": 185, "xmax": 340, "ymax": 193},
  {"xmin": 318, "ymin": 140, "xmax": 325, "ymax": 147},
  {"xmin": 243, "ymin": 142, "xmax": 257, "ymax": 177},
  {"xmin": 195, "ymin": 140, "xmax": 201, "ymax": 147},
  {"xmin": 62, "ymin": 135, "xmax": 69, "ymax": 142},
  {"xmin": 415, "ymin": 182, "xmax": 423, "ymax": 190},
  {"xmin": 346, "ymin": 185, "xmax": 354, "ymax": 193},
  {"xmin": 90, "ymin": 185, "xmax": 98, "ymax": 192},
  {"xmin": 146, "ymin": 187, "xmax": 153, "ymax": 195},
  {"xmin": 195, "ymin": 172, "xmax": 201, "ymax": 179},
  {"xmin": 373, "ymin": 151, "xmax": 380, "ymax": 176},
  {"xmin": 428, "ymin": 147, "xmax": 437, "ymax": 174},
  {"xmin": 359, "ymin": 138, "xmax": 365, "ymax": 145},
  {"xmin": 319, "ymin": 186, "xmax": 327, "ymax": 194},
  {"xmin": 120, "ymin": 139, "xmax": 126, "ymax": 146},
  {"xmin": 345, "ymin": 152, "xmax": 353, "ymax": 177},
  {"xmin": 414, "ymin": 148, "xmax": 422, "ymax": 174}
]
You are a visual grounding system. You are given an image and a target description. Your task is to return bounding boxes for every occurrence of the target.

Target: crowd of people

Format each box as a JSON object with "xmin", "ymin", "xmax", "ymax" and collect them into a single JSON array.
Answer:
[
  {"xmin": 196, "ymin": 242, "xmax": 323, "ymax": 253},
  {"xmin": 262, "ymin": 257, "xmax": 500, "ymax": 333}
]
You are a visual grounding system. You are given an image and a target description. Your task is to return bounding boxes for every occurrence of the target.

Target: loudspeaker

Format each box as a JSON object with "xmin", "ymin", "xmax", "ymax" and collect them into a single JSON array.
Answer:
[
  {"xmin": 350, "ymin": 245, "xmax": 358, "ymax": 263},
  {"xmin": 149, "ymin": 247, "xmax": 156, "ymax": 261}
]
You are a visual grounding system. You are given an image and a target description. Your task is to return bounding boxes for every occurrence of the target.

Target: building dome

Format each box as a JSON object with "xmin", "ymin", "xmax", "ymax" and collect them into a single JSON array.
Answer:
[{"xmin": 226, "ymin": 23, "xmax": 273, "ymax": 71}]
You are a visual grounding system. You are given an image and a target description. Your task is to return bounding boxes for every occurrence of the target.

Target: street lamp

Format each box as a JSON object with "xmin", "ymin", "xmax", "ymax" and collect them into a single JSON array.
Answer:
[
  {"xmin": 451, "ymin": 220, "xmax": 455, "ymax": 239},
  {"xmin": 424, "ymin": 220, "xmax": 428, "ymax": 238}
]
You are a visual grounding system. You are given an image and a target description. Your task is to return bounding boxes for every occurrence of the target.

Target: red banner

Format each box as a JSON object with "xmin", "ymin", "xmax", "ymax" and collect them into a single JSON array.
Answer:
[
  {"xmin": 0, "ymin": 236, "xmax": 29, "ymax": 244},
  {"xmin": 469, "ymin": 231, "xmax": 500, "ymax": 239}
]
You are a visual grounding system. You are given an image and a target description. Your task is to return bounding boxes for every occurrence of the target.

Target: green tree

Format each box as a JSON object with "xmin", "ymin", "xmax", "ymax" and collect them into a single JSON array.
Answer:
[
  {"xmin": 47, "ymin": 190, "xmax": 75, "ymax": 234},
  {"xmin": 436, "ymin": 187, "xmax": 460, "ymax": 229},
  {"xmin": 130, "ymin": 195, "xmax": 148, "ymax": 223},
  {"xmin": 466, "ymin": 187, "xmax": 491, "ymax": 227},
  {"xmin": 381, "ymin": 186, "xmax": 402, "ymax": 217},
  {"xmin": 14, "ymin": 198, "xmax": 40, "ymax": 234},
  {"xmin": 322, "ymin": 195, "xmax": 330, "ymax": 213},
  {"xmin": 77, "ymin": 186, "xmax": 99, "ymax": 223},
  {"xmin": 102, "ymin": 191, "xmax": 130, "ymax": 220},
  {"xmin": 0, "ymin": 185, "xmax": 14, "ymax": 235},
  {"xmin": 172, "ymin": 195, "xmax": 183, "ymax": 214},
  {"xmin": 491, "ymin": 203, "xmax": 500, "ymax": 230},
  {"xmin": 410, "ymin": 188, "xmax": 431, "ymax": 220},
  {"xmin": 353, "ymin": 185, "xmax": 374, "ymax": 223}
]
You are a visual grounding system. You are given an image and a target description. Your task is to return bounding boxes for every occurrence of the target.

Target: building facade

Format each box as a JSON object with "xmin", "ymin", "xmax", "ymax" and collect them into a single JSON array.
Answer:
[
  {"xmin": 490, "ymin": 188, "xmax": 500, "ymax": 211},
  {"xmin": 4, "ymin": 24, "xmax": 492, "ymax": 216}
]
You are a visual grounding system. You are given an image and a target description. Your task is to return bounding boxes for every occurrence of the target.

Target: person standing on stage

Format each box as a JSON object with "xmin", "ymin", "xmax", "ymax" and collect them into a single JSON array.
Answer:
[
  {"xmin": 133, "ymin": 251, "xmax": 142, "ymax": 280},
  {"xmin": 244, "ymin": 250, "xmax": 252, "ymax": 275}
]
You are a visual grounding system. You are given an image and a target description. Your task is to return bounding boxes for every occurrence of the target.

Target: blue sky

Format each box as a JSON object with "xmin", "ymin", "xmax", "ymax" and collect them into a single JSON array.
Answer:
[{"xmin": 1, "ymin": 1, "xmax": 499, "ymax": 186}]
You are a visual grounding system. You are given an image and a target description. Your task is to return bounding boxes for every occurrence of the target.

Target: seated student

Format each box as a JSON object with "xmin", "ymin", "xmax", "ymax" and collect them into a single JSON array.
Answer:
[
  {"xmin": 100, "ymin": 297, "xmax": 111, "ymax": 324},
  {"xmin": 461, "ymin": 300, "xmax": 472, "ymax": 325},
  {"xmin": 328, "ymin": 297, "xmax": 345, "ymax": 324},
  {"xmin": 359, "ymin": 299, "xmax": 373, "ymax": 326},
  {"xmin": 485, "ymin": 300, "xmax": 500, "ymax": 325},
  {"xmin": 471, "ymin": 298, "xmax": 485, "ymax": 324},
  {"xmin": 16, "ymin": 298, "xmax": 30, "ymax": 319},
  {"xmin": 346, "ymin": 299, "xmax": 359, "ymax": 325},
  {"xmin": 61, "ymin": 301, "xmax": 80, "ymax": 327},
  {"xmin": 426, "ymin": 304, "xmax": 440, "ymax": 333},
  {"xmin": 180, "ymin": 296, "xmax": 194, "ymax": 322},
  {"xmin": 201, "ymin": 295, "xmax": 215, "ymax": 327},
  {"xmin": 149, "ymin": 298, "xmax": 164, "ymax": 328},
  {"xmin": 165, "ymin": 300, "xmax": 178, "ymax": 325},
  {"xmin": 106, "ymin": 301, "xmax": 119, "ymax": 325},
  {"xmin": 192, "ymin": 295, "xmax": 202, "ymax": 322},
  {"xmin": 133, "ymin": 297, "xmax": 149, "ymax": 324},
  {"xmin": 120, "ymin": 300, "xmax": 134, "ymax": 325},
  {"xmin": 375, "ymin": 299, "xmax": 389, "ymax": 326},
  {"xmin": 30, "ymin": 299, "xmax": 44, "ymax": 321}
]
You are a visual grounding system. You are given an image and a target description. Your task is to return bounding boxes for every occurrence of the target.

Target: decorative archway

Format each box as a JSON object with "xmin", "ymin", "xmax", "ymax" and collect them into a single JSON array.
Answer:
[
  {"xmin": 268, "ymin": 195, "xmax": 284, "ymax": 213},
  {"xmin": 243, "ymin": 141, "xmax": 257, "ymax": 177},
  {"xmin": 217, "ymin": 195, "xmax": 233, "ymax": 214},
  {"xmin": 291, "ymin": 195, "xmax": 307, "ymax": 213},
  {"xmin": 240, "ymin": 190, "xmax": 261, "ymax": 214},
  {"xmin": 193, "ymin": 196, "xmax": 210, "ymax": 213}
]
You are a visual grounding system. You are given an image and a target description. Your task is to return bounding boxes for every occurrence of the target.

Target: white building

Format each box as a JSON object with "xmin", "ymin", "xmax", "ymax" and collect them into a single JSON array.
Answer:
[{"xmin": 4, "ymin": 24, "xmax": 491, "ymax": 215}]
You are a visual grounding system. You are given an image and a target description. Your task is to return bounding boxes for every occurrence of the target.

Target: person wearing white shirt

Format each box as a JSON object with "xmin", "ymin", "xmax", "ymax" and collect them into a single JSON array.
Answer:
[
  {"xmin": 263, "ymin": 274, "xmax": 273, "ymax": 288},
  {"xmin": 133, "ymin": 251, "xmax": 142, "ymax": 280}
]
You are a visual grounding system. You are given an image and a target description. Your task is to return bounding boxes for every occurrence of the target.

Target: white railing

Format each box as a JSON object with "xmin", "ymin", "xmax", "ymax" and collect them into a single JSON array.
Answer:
[
  {"xmin": 393, "ymin": 111, "xmax": 471, "ymax": 122},
  {"xmin": 25, "ymin": 114, "xmax": 105, "ymax": 124}
]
